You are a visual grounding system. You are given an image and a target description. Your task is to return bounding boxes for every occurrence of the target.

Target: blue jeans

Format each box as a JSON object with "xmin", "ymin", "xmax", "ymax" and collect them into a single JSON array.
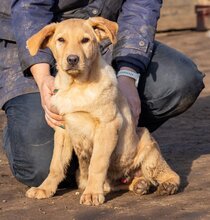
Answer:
[
  {"xmin": 3, "ymin": 93, "xmax": 78, "ymax": 187},
  {"xmin": 2, "ymin": 41, "xmax": 204, "ymax": 187}
]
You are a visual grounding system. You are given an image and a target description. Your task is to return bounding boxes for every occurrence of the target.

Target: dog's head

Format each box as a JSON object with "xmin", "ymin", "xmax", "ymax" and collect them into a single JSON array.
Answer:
[{"xmin": 27, "ymin": 17, "xmax": 118, "ymax": 78}]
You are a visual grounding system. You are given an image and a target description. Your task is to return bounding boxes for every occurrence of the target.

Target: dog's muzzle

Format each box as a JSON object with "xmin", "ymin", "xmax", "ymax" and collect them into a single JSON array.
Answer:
[{"xmin": 67, "ymin": 55, "xmax": 79, "ymax": 66}]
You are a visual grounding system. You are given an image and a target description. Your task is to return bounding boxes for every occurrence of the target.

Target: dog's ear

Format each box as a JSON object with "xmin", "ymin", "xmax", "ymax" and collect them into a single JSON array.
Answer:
[
  {"xmin": 87, "ymin": 17, "xmax": 118, "ymax": 44},
  {"xmin": 26, "ymin": 23, "xmax": 57, "ymax": 56}
]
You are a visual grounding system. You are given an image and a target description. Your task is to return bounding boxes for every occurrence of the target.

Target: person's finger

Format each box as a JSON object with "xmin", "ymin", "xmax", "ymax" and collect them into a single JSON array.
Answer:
[
  {"xmin": 45, "ymin": 113, "xmax": 56, "ymax": 129},
  {"xmin": 133, "ymin": 108, "xmax": 140, "ymax": 125},
  {"xmin": 135, "ymin": 113, "xmax": 140, "ymax": 126},
  {"xmin": 44, "ymin": 95, "xmax": 57, "ymax": 112},
  {"xmin": 44, "ymin": 105, "xmax": 64, "ymax": 122},
  {"xmin": 45, "ymin": 111, "xmax": 65, "ymax": 128},
  {"xmin": 129, "ymin": 100, "xmax": 141, "ymax": 126}
]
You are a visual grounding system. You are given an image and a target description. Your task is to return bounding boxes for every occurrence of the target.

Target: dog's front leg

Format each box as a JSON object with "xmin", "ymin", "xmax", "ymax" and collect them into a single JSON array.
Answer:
[
  {"xmin": 80, "ymin": 119, "xmax": 121, "ymax": 206},
  {"xmin": 26, "ymin": 127, "xmax": 73, "ymax": 199}
]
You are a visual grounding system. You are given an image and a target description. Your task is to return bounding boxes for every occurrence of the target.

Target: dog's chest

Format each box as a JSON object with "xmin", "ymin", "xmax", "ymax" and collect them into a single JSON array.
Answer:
[
  {"xmin": 52, "ymin": 86, "xmax": 99, "ymax": 147},
  {"xmin": 51, "ymin": 86, "xmax": 99, "ymax": 115},
  {"xmin": 64, "ymin": 111, "xmax": 96, "ymax": 161}
]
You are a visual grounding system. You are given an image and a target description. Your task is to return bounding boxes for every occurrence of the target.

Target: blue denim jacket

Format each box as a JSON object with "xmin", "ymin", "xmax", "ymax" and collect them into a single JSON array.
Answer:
[
  {"xmin": 10, "ymin": 0, "xmax": 162, "ymax": 74},
  {"xmin": 0, "ymin": 0, "xmax": 162, "ymax": 107}
]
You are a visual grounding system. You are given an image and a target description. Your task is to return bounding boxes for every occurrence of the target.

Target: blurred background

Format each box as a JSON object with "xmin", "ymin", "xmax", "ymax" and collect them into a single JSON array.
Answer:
[{"xmin": 158, "ymin": 0, "xmax": 210, "ymax": 32}]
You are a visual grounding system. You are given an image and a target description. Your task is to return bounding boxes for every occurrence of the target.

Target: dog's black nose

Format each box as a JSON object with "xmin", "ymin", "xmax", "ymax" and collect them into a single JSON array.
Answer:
[{"xmin": 67, "ymin": 55, "xmax": 79, "ymax": 66}]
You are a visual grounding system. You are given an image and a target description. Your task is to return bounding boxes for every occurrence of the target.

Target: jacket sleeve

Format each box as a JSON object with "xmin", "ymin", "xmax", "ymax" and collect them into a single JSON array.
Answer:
[
  {"xmin": 11, "ymin": 0, "xmax": 56, "ymax": 76},
  {"xmin": 112, "ymin": 0, "xmax": 162, "ymax": 74}
]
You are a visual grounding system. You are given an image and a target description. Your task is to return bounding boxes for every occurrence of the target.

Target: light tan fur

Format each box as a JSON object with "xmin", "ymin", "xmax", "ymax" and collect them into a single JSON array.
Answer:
[{"xmin": 25, "ymin": 17, "xmax": 180, "ymax": 206}]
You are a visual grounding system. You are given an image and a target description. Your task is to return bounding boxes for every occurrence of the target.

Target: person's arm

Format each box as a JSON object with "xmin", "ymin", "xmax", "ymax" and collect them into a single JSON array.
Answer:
[
  {"xmin": 113, "ymin": 0, "xmax": 162, "ymax": 124},
  {"xmin": 30, "ymin": 63, "xmax": 64, "ymax": 129},
  {"xmin": 11, "ymin": 1, "xmax": 64, "ymax": 128},
  {"xmin": 117, "ymin": 67, "xmax": 141, "ymax": 126},
  {"xmin": 113, "ymin": 0, "xmax": 162, "ymax": 74}
]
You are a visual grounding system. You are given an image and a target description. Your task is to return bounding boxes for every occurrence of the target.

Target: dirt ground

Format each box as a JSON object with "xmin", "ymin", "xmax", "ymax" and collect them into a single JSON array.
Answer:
[{"xmin": 0, "ymin": 31, "xmax": 210, "ymax": 220}]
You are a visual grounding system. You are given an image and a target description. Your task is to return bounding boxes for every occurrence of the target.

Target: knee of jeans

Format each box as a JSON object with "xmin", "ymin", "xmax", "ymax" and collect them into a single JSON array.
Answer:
[
  {"xmin": 12, "ymin": 162, "xmax": 49, "ymax": 187},
  {"xmin": 172, "ymin": 64, "xmax": 204, "ymax": 114},
  {"xmin": 151, "ymin": 64, "xmax": 204, "ymax": 118}
]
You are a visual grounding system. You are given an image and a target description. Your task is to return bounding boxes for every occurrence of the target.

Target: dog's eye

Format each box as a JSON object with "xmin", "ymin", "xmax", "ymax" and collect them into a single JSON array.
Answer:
[
  {"xmin": 57, "ymin": 37, "xmax": 65, "ymax": 43},
  {"xmin": 81, "ymin": 37, "xmax": 90, "ymax": 44}
]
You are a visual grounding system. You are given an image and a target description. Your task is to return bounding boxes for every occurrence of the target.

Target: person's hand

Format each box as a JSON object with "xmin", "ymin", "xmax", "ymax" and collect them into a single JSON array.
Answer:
[
  {"xmin": 117, "ymin": 69, "xmax": 141, "ymax": 126},
  {"xmin": 31, "ymin": 63, "xmax": 65, "ymax": 129}
]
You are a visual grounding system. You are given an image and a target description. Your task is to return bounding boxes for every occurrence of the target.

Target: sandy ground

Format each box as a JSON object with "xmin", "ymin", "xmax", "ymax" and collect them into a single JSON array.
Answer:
[{"xmin": 0, "ymin": 31, "xmax": 210, "ymax": 220}]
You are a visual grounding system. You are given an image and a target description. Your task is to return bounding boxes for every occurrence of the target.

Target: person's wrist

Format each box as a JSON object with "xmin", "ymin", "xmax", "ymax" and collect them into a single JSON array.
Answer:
[
  {"xmin": 30, "ymin": 63, "xmax": 51, "ymax": 87},
  {"xmin": 117, "ymin": 75, "xmax": 136, "ymax": 86},
  {"xmin": 117, "ymin": 67, "xmax": 140, "ymax": 87}
]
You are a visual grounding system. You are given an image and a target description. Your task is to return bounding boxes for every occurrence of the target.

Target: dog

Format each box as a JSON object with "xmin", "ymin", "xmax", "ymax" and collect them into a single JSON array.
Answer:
[{"xmin": 25, "ymin": 17, "xmax": 180, "ymax": 206}]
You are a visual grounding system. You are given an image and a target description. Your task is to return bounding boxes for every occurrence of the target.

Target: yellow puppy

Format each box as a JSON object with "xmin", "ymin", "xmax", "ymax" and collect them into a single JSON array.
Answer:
[{"xmin": 25, "ymin": 17, "xmax": 180, "ymax": 206}]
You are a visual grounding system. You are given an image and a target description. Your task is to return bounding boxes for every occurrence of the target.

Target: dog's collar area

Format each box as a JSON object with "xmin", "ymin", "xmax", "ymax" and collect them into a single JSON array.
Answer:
[{"xmin": 53, "ymin": 89, "xmax": 59, "ymax": 94}]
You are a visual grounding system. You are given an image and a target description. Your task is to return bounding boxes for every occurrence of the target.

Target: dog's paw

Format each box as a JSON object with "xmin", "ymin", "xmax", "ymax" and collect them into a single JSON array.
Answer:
[
  {"xmin": 129, "ymin": 177, "xmax": 151, "ymax": 195},
  {"xmin": 155, "ymin": 182, "xmax": 179, "ymax": 196},
  {"xmin": 26, "ymin": 187, "xmax": 55, "ymax": 199},
  {"xmin": 80, "ymin": 192, "xmax": 105, "ymax": 206}
]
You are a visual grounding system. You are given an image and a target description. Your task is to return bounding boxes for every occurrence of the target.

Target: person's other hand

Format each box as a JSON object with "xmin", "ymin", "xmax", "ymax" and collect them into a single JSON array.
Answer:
[
  {"xmin": 117, "ymin": 70, "xmax": 141, "ymax": 126},
  {"xmin": 31, "ymin": 63, "xmax": 64, "ymax": 129}
]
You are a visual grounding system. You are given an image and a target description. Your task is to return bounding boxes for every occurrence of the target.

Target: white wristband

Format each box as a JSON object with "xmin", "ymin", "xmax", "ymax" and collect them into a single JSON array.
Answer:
[{"xmin": 117, "ymin": 70, "xmax": 140, "ymax": 87}]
